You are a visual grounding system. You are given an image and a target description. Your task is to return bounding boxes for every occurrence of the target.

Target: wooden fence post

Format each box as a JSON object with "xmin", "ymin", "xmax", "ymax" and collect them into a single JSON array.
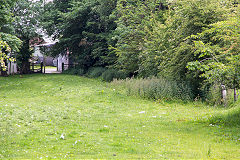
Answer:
[
  {"xmin": 41, "ymin": 62, "xmax": 43, "ymax": 73},
  {"xmin": 32, "ymin": 63, "xmax": 34, "ymax": 72},
  {"xmin": 8, "ymin": 61, "xmax": 11, "ymax": 75},
  {"xmin": 56, "ymin": 59, "xmax": 58, "ymax": 71},
  {"xmin": 62, "ymin": 62, "xmax": 64, "ymax": 72}
]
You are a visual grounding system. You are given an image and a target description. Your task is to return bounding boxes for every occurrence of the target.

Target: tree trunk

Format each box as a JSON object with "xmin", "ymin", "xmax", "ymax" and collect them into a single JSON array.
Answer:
[
  {"xmin": 234, "ymin": 87, "xmax": 237, "ymax": 102},
  {"xmin": 20, "ymin": 61, "xmax": 30, "ymax": 74},
  {"xmin": 17, "ymin": 37, "xmax": 32, "ymax": 74},
  {"xmin": 221, "ymin": 84, "xmax": 227, "ymax": 104},
  {"xmin": 233, "ymin": 77, "xmax": 238, "ymax": 102}
]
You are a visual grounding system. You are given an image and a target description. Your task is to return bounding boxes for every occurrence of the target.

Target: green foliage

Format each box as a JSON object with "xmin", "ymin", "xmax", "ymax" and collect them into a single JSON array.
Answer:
[
  {"xmin": 0, "ymin": 0, "xmax": 17, "ymax": 28},
  {"xmin": 11, "ymin": 0, "xmax": 43, "ymax": 74},
  {"xmin": 153, "ymin": 0, "xmax": 235, "ymax": 99},
  {"xmin": 187, "ymin": 10, "xmax": 240, "ymax": 100},
  {"xmin": 112, "ymin": 0, "xmax": 227, "ymax": 79},
  {"xmin": 42, "ymin": 0, "xmax": 117, "ymax": 70},
  {"xmin": 13, "ymin": 0, "xmax": 42, "ymax": 38},
  {"xmin": 102, "ymin": 69, "xmax": 127, "ymax": 82},
  {"xmin": 0, "ymin": 40, "xmax": 11, "ymax": 70},
  {"xmin": 0, "ymin": 0, "xmax": 21, "ymax": 71},
  {"xmin": 157, "ymin": 0, "xmax": 228, "ymax": 78},
  {"xmin": 111, "ymin": 0, "xmax": 235, "ymax": 99},
  {"xmin": 112, "ymin": 0, "xmax": 167, "ymax": 76},
  {"xmin": 60, "ymin": 66, "xmax": 127, "ymax": 81},
  {"xmin": 204, "ymin": 84, "xmax": 223, "ymax": 106},
  {"xmin": 202, "ymin": 83, "xmax": 234, "ymax": 106},
  {"xmin": 102, "ymin": 69, "xmax": 116, "ymax": 82},
  {"xmin": 63, "ymin": 67, "xmax": 85, "ymax": 76},
  {"xmin": 40, "ymin": 0, "xmax": 72, "ymax": 39},
  {"xmin": 0, "ymin": 33, "xmax": 22, "ymax": 53},
  {"xmin": 86, "ymin": 67, "xmax": 106, "ymax": 78},
  {"xmin": 41, "ymin": 0, "xmax": 239, "ymax": 102},
  {"xmin": 112, "ymin": 77, "xmax": 193, "ymax": 101}
]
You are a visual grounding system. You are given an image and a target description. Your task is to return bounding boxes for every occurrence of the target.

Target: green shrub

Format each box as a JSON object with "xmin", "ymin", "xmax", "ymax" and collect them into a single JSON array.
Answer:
[
  {"xmin": 112, "ymin": 77, "xmax": 194, "ymax": 101},
  {"xmin": 62, "ymin": 68, "xmax": 85, "ymax": 76},
  {"xmin": 204, "ymin": 83, "xmax": 234, "ymax": 106},
  {"xmin": 102, "ymin": 69, "xmax": 127, "ymax": 82},
  {"xmin": 76, "ymin": 68, "xmax": 85, "ymax": 76},
  {"xmin": 87, "ymin": 67, "xmax": 106, "ymax": 78},
  {"xmin": 102, "ymin": 69, "xmax": 117, "ymax": 82}
]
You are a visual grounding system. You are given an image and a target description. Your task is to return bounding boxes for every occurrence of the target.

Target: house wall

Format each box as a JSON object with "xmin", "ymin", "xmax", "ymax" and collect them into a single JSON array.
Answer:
[
  {"xmin": 7, "ymin": 61, "xmax": 18, "ymax": 75},
  {"xmin": 34, "ymin": 46, "xmax": 43, "ymax": 57},
  {"xmin": 57, "ymin": 54, "xmax": 69, "ymax": 72},
  {"xmin": 34, "ymin": 46, "xmax": 54, "ymax": 66}
]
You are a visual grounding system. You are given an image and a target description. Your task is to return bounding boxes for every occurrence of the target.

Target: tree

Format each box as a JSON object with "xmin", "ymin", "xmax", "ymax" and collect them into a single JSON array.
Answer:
[
  {"xmin": 42, "ymin": 0, "xmax": 117, "ymax": 70},
  {"xmin": 12, "ymin": 0, "xmax": 42, "ymax": 74},
  {"xmin": 0, "ymin": 0, "xmax": 21, "ymax": 71},
  {"xmin": 151, "ymin": 0, "xmax": 232, "ymax": 97},
  {"xmin": 0, "ymin": 0, "xmax": 17, "ymax": 27},
  {"xmin": 112, "ymin": 0, "xmax": 167, "ymax": 76},
  {"xmin": 41, "ymin": 0, "xmax": 72, "ymax": 40},
  {"xmin": 111, "ymin": 0, "xmax": 236, "ymax": 97},
  {"xmin": 187, "ymin": 10, "xmax": 240, "ymax": 101}
]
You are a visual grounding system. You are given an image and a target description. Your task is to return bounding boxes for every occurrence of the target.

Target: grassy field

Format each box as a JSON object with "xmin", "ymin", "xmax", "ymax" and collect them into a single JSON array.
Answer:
[{"xmin": 0, "ymin": 74, "xmax": 239, "ymax": 159}]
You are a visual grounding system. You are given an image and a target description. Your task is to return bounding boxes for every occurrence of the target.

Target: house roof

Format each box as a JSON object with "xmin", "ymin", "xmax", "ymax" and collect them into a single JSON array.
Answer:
[{"xmin": 30, "ymin": 37, "xmax": 46, "ymax": 47}]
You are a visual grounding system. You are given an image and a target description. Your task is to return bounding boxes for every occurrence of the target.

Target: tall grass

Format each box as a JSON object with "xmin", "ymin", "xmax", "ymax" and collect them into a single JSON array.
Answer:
[
  {"xmin": 208, "ymin": 105, "xmax": 240, "ymax": 126},
  {"xmin": 204, "ymin": 83, "xmax": 234, "ymax": 106},
  {"xmin": 112, "ymin": 77, "xmax": 194, "ymax": 101}
]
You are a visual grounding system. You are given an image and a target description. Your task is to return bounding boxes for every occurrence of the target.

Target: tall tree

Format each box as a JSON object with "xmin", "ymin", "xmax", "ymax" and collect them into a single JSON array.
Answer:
[
  {"xmin": 187, "ymin": 8, "xmax": 240, "ymax": 101},
  {"xmin": 12, "ymin": 0, "xmax": 42, "ymax": 74},
  {"xmin": 144, "ymin": 0, "xmax": 230, "ymax": 97},
  {"xmin": 41, "ymin": 0, "xmax": 72, "ymax": 40},
  {"xmin": 42, "ymin": 0, "xmax": 117, "ymax": 70},
  {"xmin": 0, "ymin": 0, "xmax": 21, "ymax": 71},
  {"xmin": 112, "ymin": 0, "xmax": 167, "ymax": 76},
  {"xmin": 0, "ymin": 0, "xmax": 17, "ymax": 28}
]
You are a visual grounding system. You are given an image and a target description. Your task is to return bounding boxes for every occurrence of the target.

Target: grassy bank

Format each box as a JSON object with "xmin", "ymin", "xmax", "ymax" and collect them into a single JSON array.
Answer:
[{"xmin": 0, "ymin": 74, "xmax": 239, "ymax": 159}]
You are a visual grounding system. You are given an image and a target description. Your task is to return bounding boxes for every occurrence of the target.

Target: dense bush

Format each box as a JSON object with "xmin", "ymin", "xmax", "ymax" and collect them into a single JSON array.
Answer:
[
  {"xmin": 62, "ymin": 68, "xmax": 85, "ymax": 76},
  {"xmin": 102, "ymin": 69, "xmax": 127, "ymax": 82},
  {"xmin": 202, "ymin": 83, "xmax": 234, "ymax": 106},
  {"xmin": 112, "ymin": 77, "xmax": 194, "ymax": 101},
  {"xmin": 86, "ymin": 67, "xmax": 106, "ymax": 78}
]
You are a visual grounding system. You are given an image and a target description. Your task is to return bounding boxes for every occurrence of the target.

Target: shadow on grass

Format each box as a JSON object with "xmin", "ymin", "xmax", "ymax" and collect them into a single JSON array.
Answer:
[{"xmin": 208, "ymin": 106, "xmax": 240, "ymax": 127}]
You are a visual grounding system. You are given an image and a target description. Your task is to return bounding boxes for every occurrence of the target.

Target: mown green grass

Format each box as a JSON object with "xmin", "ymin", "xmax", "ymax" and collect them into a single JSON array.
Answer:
[
  {"xmin": 0, "ymin": 74, "xmax": 239, "ymax": 159},
  {"xmin": 45, "ymin": 66, "xmax": 57, "ymax": 69}
]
